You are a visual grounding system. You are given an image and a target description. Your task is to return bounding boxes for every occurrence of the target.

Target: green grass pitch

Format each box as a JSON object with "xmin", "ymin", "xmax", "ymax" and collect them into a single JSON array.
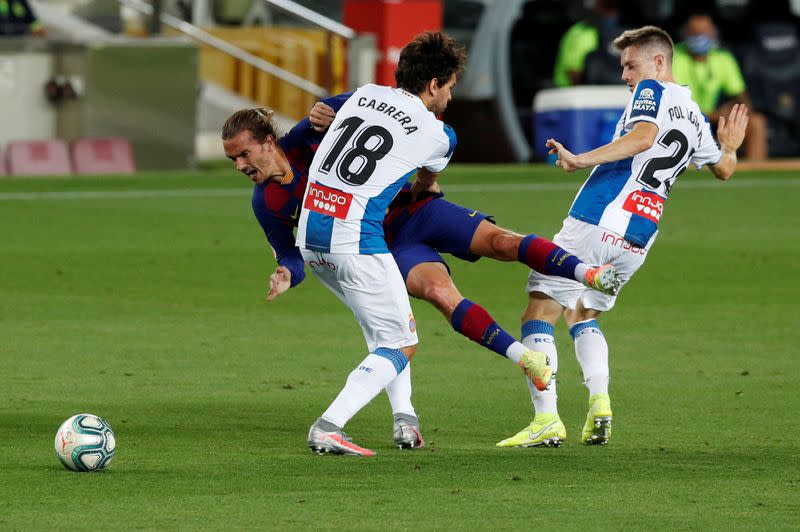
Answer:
[{"xmin": 1, "ymin": 165, "xmax": 798, "ymax": 529}]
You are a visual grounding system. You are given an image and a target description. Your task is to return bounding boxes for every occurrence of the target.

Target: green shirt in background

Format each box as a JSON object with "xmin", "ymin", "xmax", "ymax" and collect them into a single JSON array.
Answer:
[
  {"xmin": 0, "ymin": 0, "xmax": 41, "ymax": 34},
  {"xmin": 672, "ymin": 43, "xmax": 746, "ymax": 115},
  {"xmin": 553, "ymin": 22, "xmax": 599, "ymax": 87}
]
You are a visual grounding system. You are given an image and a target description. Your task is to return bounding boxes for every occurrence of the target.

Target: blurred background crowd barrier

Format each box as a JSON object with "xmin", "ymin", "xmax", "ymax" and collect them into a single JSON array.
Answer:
[{"xmin": 1, "ymin": 0, "xmax": 798, "ymax": 173}]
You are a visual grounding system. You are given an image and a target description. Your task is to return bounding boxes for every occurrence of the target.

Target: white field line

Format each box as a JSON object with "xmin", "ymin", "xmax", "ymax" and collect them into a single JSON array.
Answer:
[
  {"xmin": 0, "ymin": 188, "xmax": 247, "ymax": 201},
  {"xmin": 0, "ymin": 177, "xmax": 797, "ymax": 201}
]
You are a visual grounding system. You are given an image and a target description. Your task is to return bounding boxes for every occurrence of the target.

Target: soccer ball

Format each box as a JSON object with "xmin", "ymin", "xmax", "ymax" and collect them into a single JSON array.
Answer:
[{"xmin": 54, "ymin": 414, "xmax": 116, "ymax": 472}]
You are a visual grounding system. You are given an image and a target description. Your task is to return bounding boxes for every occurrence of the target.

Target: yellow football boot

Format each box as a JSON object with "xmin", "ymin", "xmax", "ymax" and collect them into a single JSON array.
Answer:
[
  {"xmin": 582, "ymin": 393, "xmax": 612, "ymax": 445},
  {"xmin": 518, "ymin": 350, "xmax": 553, "ymax": 391},
  {"xmin": 496, "ymin": 413, "xmax": 566, "ymax": 448}
]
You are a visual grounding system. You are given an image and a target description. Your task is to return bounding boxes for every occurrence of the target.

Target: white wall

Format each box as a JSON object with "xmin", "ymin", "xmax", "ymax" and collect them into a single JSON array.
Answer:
[{"xmin": 0, "ymin": 52, "xmax": 56, "ymax": 149}]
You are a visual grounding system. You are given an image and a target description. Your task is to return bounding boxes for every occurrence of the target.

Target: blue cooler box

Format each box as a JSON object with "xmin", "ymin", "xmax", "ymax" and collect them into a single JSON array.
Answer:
[{"xmin": 533, "ymin": 86, "xmax": 631, "ymax": 159}]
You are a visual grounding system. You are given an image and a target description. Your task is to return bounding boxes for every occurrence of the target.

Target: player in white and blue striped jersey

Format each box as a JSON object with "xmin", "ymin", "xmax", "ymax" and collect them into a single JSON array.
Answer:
[
  {"xmin": 298, "ymin": 33, "xmax": 460, "ymax": 456},
  {"xmin": 294, "ymin": 81, "xmax": 455, "ymax": 254},
  {"xmin": 299, "ymin": 32, "xmax": 554, "ymax": 456},
  {"xmin": 497, "ymin": 26, "xmax": 748, "ymax": 448}
]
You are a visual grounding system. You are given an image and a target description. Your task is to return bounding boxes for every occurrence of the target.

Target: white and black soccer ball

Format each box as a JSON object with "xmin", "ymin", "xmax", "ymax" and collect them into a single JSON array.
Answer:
[{"xmin": 54, "ymin": 414, "xmax": 116, "ymax": 472}]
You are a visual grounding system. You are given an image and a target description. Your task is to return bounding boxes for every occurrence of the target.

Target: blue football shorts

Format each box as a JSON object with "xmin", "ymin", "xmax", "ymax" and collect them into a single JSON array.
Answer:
[{"xmin": 388, "ymin": 198, "xmax": 493, "ymax": 281}]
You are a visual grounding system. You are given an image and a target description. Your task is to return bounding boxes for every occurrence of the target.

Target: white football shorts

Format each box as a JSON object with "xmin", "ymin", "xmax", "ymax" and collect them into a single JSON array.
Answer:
[
  {"xmin": 526, "ymin": 216, "xmax": 653, "ymax": 311},
  {"xmin": 300, "ymin": 249, "xmax": 418, "ymax": 352}
]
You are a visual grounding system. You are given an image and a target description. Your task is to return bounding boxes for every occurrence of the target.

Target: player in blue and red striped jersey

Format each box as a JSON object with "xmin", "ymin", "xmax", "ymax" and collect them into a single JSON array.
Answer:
[
  {"xmin": 222, "ymin": 100, "xmax": 351, "ymax": 293},
  {"xmin": 222, "ymin": 100, "xmax": 619, "ymax": 451}
]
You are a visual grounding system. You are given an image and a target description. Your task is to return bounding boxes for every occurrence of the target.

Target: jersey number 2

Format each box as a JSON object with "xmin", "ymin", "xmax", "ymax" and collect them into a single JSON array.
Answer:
[
  {"xmin": 637, "ymin": 129, "xmax": 694, "ymax": 195},
  {"xmin": 318, "ymin": 116, "xmax": 394, "ymax": 186}
]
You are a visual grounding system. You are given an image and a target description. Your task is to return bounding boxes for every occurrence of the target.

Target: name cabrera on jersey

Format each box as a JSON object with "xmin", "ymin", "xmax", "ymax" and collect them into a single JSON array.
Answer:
[
  {"xmin": 295, "ymin": 84, "xmax": 456, "ymax": 254},
  {"xmin": 568, "ymin": 79, "xmax": 722, "ymax": 247}
]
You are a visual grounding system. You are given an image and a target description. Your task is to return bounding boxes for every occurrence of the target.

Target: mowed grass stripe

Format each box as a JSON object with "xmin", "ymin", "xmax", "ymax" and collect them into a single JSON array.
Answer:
[
  {"xmin": 0, "ymin": 176, "xmax": 797, "ymax": 201},
  {"xmin": 0, "ymin": 166, "xmax": 797, "ymax": 529}
]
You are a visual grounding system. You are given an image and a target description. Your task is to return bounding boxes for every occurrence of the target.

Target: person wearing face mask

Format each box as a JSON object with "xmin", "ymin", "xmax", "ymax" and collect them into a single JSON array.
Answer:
[{"xmin": 673, "ymin": 13, "xmax": 768, "ymax": 159}]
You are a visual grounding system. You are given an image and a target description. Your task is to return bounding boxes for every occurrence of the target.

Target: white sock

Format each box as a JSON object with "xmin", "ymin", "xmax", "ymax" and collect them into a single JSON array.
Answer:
[
  {"xmin": 385, "ymin": 363, "xmax": 416, "ymax": 417},
  {"xmin": 504, "ymin": 341, "xmax": 528, "ymax": 363},
  {"xmin": 321, "ymin": 350, "xmax": 406, "ymax": 428},
  {"xmin": 574, "ymin": 263, "xmax": 590, "ymax": 283},
  {"xmin": 570, "ymin": 319, "xmax": 609, "ymax": 396},
  {"xmin": 521, "ymin": 320, "xmax": 558, "ymax": 416}
]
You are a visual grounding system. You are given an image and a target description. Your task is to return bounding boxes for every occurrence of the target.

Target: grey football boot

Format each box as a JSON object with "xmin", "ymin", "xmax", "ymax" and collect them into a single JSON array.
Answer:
[
  {"xmin": 393, "ymin": 413, "xmax": 425, "ymax": 449},
  {"xmin": 307, "ymin": 418, "xmax": 375, "ymax": 456}
]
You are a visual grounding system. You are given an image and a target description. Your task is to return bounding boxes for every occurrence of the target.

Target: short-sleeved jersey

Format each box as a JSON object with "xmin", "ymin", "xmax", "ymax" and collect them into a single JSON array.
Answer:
[
  {"xmin": 251, "ymin": 92, "xmax": 351, "ymax": 286},
  {"xmin": 672, "ymin": 44, "xmax": 747, "ymax": 114},
  {"xmin": 568, "ymin": 80, "xmax": 722, "ymax": 247},
  {"xmin": 296, "ymin": 84, "xmax": 457, "ymax": 254}
]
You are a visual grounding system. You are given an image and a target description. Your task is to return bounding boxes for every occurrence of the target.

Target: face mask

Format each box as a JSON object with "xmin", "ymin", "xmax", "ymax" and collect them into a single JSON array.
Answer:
[{"xmin": 685, "ymin": 34, "xmax": 716, "ymax": 55}]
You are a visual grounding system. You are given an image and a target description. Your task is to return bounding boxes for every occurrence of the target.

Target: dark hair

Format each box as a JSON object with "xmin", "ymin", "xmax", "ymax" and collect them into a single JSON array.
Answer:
[
  {"xmin": 221, "ymin": 107, "xmax": 278, "ymax": 142},
  {"xmin": 685, "ymin": 10, "xmax": 715, "ymax": 23},
  {"xmin": 613, "ymin": 25, "xmax": 674, "ymax": 63},
  {"xmin": 394, "ymin": 31, "xmax": 467, "ymax": 94},
  {"xmin": 682, "ymin": 12, "xmax": 717, "ymax": 34}
]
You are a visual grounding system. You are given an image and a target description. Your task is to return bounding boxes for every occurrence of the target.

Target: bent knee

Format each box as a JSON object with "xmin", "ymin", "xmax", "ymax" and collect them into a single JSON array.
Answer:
[
  {"xmin": 489, "ymin": 231, "xmax": 521, "ymax": 261},
  {"xmin": 421, "ymin": 281, "xmax": 461, "ymax": 311},
  {"xmin": 522, "ymin": 292, "xmax": 563, "ymax": 324},
  {"xmin": 564, "ymin": 305, "xmax": 601, "ymax": 326}
]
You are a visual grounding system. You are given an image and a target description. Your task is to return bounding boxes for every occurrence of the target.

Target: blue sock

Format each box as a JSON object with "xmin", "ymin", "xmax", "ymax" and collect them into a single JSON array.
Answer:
[
  {"xmin": 518, "ymin": 234, "xmax": 583, "ymax": 281},
  {"xmin": 451, "ymin": 298, "xmax": 516, "ymax": 358}
]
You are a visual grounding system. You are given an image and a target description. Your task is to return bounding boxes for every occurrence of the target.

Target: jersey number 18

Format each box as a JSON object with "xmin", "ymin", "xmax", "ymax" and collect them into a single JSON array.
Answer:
[{"xmin": 318, "ymin": 116, "xmax": 394, "ymax": 186}]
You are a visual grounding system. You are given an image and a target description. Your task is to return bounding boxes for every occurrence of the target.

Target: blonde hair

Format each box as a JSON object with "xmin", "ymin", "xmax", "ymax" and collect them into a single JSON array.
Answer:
[
  {"xmin": 613, "ymin": 25, "xmax": 674, "ymax": 63},
  {"xmin": 222, "ymin": 107, "xmax": 278, "ymax": 142}
]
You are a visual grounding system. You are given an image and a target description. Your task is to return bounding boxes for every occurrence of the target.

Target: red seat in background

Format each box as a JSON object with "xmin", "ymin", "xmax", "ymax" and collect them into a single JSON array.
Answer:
[
  {"xmin": 0, "ymin": 147, "xmax": 6, "ymax": 176},
  {"xmin": 72, "ymin": 138, "xmax": 136, "ymax": 175},
  {"xmin": 7, "ymin": 140, "xmax": 73, "ymax": 176}
]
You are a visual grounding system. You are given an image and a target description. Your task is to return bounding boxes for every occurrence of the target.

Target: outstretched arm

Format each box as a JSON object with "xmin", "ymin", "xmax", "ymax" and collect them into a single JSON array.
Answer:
[
  {"xmin": 547, "ymin": 121, "xmax": 659, "ymax": 172},
  {"xmin": 710, "ymin": 103, "xmax": 748, "ymax": 181},
  {"xmin": 268, "ymin": 266, "xmax": 292, "ymax": 301},
  {"xmin": 256, "ymin": 218, "xmax": 306, "ymax": 300}
]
